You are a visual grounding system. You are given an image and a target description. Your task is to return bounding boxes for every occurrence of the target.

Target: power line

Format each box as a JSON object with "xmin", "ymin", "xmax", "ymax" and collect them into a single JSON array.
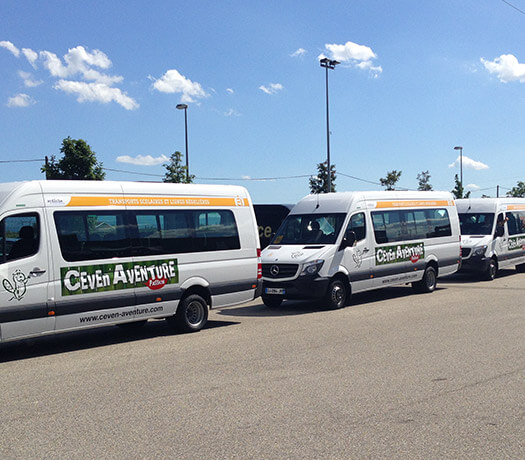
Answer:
[
  {"xmin": 502, "ymin": 0, "xmax": 525, "ymax": 15},
  {"xmin": 0, "ymin": 158, "xmax": 45, "ymax": 163}
]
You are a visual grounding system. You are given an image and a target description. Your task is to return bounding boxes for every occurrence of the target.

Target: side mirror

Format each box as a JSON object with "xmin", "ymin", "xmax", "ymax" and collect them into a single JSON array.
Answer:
[
  {"xmin": 495, "ymin": 226, "xmax": 504, "ymax": 238},
  {"xmin": 340, "ymin": 231, "xmax": 356, "ymax": 250}
]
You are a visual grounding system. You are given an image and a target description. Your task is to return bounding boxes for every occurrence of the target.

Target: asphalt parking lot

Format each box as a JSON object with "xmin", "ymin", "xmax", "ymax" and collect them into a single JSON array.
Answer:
[{"xmin": 1, "ymin": 270, "xmax": 524, "ymax": 459}]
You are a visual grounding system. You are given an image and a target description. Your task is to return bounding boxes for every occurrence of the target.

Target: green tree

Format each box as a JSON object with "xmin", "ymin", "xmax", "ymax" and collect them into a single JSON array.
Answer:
[
  {"xmin": 379, "ymin": 170, "xmax": 402, "ymax": 190},
  {"xmin": 506, "ymin": 181, "xmax": 525, "ymax": 197},
  {"xmin": 42, "ymin": 137, "xmax": 105, "ymax": 180},
  {"xmin": 451, "ymin": 174, "xmax": 470, "ymax": 199},
  {"xmin": 417, "ymin": 170, "xmax": 433, "ymax": 191},
  {"xmin": 163, "ymin": 151, "xmax": 194, "ymax": 183},
  {"xmin": 309, "ymin": 161, "xmax": 336, "ymax": 193}
]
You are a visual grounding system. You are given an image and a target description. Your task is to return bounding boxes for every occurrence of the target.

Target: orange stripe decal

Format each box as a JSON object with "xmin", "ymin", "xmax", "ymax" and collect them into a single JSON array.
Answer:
[
  {"xmin": 66, "ymin": 196, "xmax": 249, "ymax": 207},
  {"xmin": 507, "ymin": 205, "xmax": 525, "ymax": 211},
  {"xmin": 375, "ymin": 200, "xmax": 453, "ymax": 208}
]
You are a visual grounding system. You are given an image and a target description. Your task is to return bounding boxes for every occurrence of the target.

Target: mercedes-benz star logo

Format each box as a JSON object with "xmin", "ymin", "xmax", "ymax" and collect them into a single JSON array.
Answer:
[{"xmin": 270, "ymin": 265, "xmax": 280, "ymax": 276}]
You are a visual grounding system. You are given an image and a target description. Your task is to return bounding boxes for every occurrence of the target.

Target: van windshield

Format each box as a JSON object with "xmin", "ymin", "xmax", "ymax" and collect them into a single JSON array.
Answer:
[
  {"xmin": 459, "ymin": 213, "xmax": 494, "ymax": 235},
  {"xmin": 271, "ymin": 213, "xmax": 346, "ymax": 245}
]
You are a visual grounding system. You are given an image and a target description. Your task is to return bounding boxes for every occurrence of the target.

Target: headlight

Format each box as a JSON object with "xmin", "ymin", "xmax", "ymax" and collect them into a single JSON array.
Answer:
[
  {"xmin": 300, "ymin": 259, "xmax": 324, "ymax": 276},
  {"xmin": 474, "ymin": 245, "xmax": 487, "ymax": 257}
]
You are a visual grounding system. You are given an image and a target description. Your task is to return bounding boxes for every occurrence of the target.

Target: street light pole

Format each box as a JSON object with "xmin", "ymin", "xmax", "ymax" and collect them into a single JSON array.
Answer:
[
  {"xmin": 320, "ymin": 57, "xmax": 339, "ymax": 193},
  {"xmin": 454, "ymin": 146, "xmax": 463, "ymax": 190},
  {"xmin": 176, "ymin": 103, "xmax": 189, "ymax": 182}
]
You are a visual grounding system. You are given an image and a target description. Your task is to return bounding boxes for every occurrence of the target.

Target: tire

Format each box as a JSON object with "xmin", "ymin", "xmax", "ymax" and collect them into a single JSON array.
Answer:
[
  {"xmin": 412, "ymin": 266, "xmax": 437, "ymax": 293},
  {"xmin": 483, "ymin": 258, "xmax": 497, "ymax": 281},
  {"xmin": 117, "ymin": 320, "xmax": 147, "ymax": 330},
  {"xmin": 262, "ymin": 295, "xmax": 283, "ymax": 308},
  {"xmin": 325, "ymin": 279, "xmax": 348, "ymax": 309},
  {"xmin": 168, "ymin": 294, "xmax": 208, "ymax": 333},
  {"xmin": 516, "ymin": 263, "xmax": 525, "ymax": 273}
]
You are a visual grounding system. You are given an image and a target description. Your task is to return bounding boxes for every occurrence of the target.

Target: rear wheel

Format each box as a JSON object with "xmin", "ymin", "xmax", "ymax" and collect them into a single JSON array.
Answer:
[
  {"xmin": 168, "ymin": 294, "xmax": 208, "ymax": 333},
  {"xmin": 483, "ymin": 258, "xmax": 497, "ymax": 281},
  {"xmin": 262, "ymin": 295, "xmax": 283, "ymax": 308},
  {"xmin": 412, "ymin": 266, "xmax": 437, "ymax": 293},
  {"xmin": 325, "ymin": 279, "xmax": 348, "ymax": 309},
  {"xmin": 516, "ymin": 263, "xmax": 525, "ymax": 273}
]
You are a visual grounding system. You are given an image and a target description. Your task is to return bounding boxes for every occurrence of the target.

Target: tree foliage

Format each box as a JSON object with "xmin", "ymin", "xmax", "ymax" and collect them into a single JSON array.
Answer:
[
  {"xmin": 42, "ymin": 137, "xmax": 105, "ymax": 180},
  {"xmin": 451, "ymin": 174, "xmax": 470, "ymax": 199},
  {"xmin": 163, "ymin": 151, "xmax": 194, "ymax": 183},
  {"xmin": 506, "ymin": 181, "xmax": 525, "ymax": 197},
  {"xmin": 379, "ymin": 170, "xmax": 402, "ymax": 190},
  {"xmin": 309, "ymin": 161, "xmax": 336, "ymax": 194},
  {"xmin": 417, "ymin": 170, "xmax": 433, "ymax": 191}
]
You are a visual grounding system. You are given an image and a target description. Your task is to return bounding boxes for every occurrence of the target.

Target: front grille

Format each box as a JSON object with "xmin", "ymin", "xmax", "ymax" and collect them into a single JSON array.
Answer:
[
  {"xmin": 462, "ymin": 248, "xmax": 471, "ymax": 258},
  {"xmin": 262, "ymin": 263, "xmax": 299, "ymax": 279}
]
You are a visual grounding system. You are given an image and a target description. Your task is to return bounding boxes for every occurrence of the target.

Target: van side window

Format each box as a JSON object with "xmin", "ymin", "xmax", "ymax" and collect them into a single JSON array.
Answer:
[
  {"xmin": 372, "ymin": 208, "xmax": 452, "ymax": 244},
  {"xmin": 133, "ymin": 209, "xmax": 240, "ymax": 256},
  {"xmin": 0, "ymin": 213, "xmax": 39, "ymax": 263},
  {"xmin": 346, "ymin": 213, "xmax": 366, "ymax": 242},
  {"xmin": 506, "ymin": 211, "xmax": 525, "ymax": 236},
  {"xmin": 54, "ymin": 211, "xmax": 132, "ymax": 261}
]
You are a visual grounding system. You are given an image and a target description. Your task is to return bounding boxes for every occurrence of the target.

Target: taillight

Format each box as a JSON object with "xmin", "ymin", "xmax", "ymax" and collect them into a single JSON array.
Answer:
[{"xmin": 257, "ymin": 248, "xmax": 262, "ymax": 279}]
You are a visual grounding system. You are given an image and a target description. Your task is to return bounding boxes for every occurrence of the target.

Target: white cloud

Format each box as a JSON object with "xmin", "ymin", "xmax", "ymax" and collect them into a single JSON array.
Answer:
[
  {"xmin": 448, "ymin": 155, "xmax": 489, "ymax": 171},
  {"xmin": 116, "ymin": 154, "xmax": 169, "ymax": 166},
  {"xmin": 7, "ymin": 93, "xmax": 35, "ymax": 107},
  {"xmin": 40, "ymin": 46, "xmax": 122, "ymax": 85},
  {"xmin": 259, "ymin": 83, "xmax": 283, "ymax": 95},
  {"xmin": 22, "ymin": 48, "xmax": 38, "ymax": 68},
  {"xmin": 18, "ymin": 71, "xmax": 43, "ymax": 87},
  {"xmin": 291, "ymin": 48, "xmax": 307, "ymax": 57},
  {"xmin": 481, "ymin": 54, "xmax": 525, "ymax": 83},
  {"xmin": 226, "ymin": 88, "xmax": 234, "ymax": 94},
  {"xmin": 466, "ymin": 184, "xmax": 480, "ymax": 190},
  {"xmin": 152, "ymin": 69, "xmax": 208, "ymax": 103},
  {"xmin": 224, "ymin": 108, "xmax": 240, "ymax": 117},
  {"xmin": 319, "ymin": 40, "xmax": 382, "ymax": 77},
  {"xmin": 0, "ymin": 40, "xmax": 19, "ymax": 57},
  {"xmin": 54, "ymin": 80, "xmax": 139, "ymax": 110}
]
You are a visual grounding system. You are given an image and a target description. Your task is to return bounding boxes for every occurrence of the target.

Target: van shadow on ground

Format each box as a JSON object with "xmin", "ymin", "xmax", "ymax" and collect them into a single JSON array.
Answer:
[
  {"xmin": 0, "ymin": 318, "xmax": 239, "ymax": 363},
  {"xmin": 440, "ymin": 268, "xmax": 518, "ymax": 284},
  {"xmin": 218, "ymin": 285, "xmax": 446, "ymax": 318}
]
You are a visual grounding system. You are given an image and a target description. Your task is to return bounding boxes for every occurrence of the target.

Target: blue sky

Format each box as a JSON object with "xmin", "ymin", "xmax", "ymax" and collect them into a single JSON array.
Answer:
[{"xmin": 1, "ymin": 0, "xmax": 524, "ymax": 204}]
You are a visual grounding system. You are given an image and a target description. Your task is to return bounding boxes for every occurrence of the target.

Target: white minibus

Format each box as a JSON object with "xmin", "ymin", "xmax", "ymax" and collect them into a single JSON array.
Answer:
[
  {"xmin": 456, "ymin": 198, "xmax": 525, "ymax": 280},
  {"xmin": 261, "ymin": 191, "xmax": 461, "ymax": 308},
  {"xmin": 0, "ymin": 181, "xmax": 261, "ymax": 343}
]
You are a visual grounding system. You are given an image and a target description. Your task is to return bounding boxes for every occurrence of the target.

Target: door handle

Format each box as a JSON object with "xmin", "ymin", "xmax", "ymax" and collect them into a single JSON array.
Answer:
[
  {"xmin": 362, "ymin": 247, "xmax": 370, "ymax": 253},
  {"xmin": 30, "ymin": 268, "xmax": 46, "ymax": 276}
]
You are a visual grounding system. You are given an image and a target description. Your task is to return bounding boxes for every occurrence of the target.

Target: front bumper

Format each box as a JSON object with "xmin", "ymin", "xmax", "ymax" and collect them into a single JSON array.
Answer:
[
  {"xmin": 262, "ymin": 276, "xmax": 330, "ymax": 300},
  {"xmin": 459, "ymin": 254, "xmax": 491, "ymax": 273}
]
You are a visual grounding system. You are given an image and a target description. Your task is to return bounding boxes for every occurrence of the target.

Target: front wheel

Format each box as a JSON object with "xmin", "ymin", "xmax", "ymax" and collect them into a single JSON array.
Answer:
[
  {"xmin": 483, "ymin": 258, "xmax": 497, "ymax": 281},
  {"xmin": 168, "ymin": 294, "xmax": 208, "ymax": 333},
  {"xmin": 412, "ymin": 266, "xmax": 437, "ymax": 293},
  {"xmin": 262, "ymin": 295, "xmax": 283, "ymax": 308},
  {"xmin": 325, "ymin": 279, "xmax": 348, "ymax": 309}
]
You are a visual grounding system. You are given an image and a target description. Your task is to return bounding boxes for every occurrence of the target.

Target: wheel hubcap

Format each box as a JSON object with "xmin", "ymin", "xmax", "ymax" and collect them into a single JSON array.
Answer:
[
  {"xmin": 332, "ymin": 285, "xmax": 344, "ymax": 305},
  {"xmin": 186, "ymin": 301, "xmax": 204, "ymax": 325}
]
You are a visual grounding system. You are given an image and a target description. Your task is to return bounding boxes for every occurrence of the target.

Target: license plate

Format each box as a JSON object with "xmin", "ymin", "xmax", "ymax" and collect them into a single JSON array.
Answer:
[{"xmin": 265, "ymin": 287, "xmax": 285, "ymax": 295}]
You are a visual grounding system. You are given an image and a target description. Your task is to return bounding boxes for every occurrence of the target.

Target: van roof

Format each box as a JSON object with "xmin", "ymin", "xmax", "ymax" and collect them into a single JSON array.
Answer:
[
  {"xmin": 456, "ymin": 197, "xmax": 525, "ymax": 213},
  {"xmin": 292, "ymin": 190, "xmax": 455, "ymax": 214}
]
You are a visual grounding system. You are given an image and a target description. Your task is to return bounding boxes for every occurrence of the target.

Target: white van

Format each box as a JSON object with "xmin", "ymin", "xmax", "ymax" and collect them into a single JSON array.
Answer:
[
  {"xmin": 261, "ymin": 191, "xmax": 460, "ymax": 308},
  {"xmin": 0, "ymin": 180, "xmax": 261, "ymax": 343},
  {"xmin": 456, "ymin": 198, "xmax": 525, "ymax": 280}
]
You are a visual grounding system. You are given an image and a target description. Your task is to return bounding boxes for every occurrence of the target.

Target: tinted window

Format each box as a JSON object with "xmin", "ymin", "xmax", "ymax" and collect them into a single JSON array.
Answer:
[
  {"xmin": 506, "ymin": 211, "xmax": 525, "ymax": 236},
  {"xmin": 372, "ymin": 208, "xmax": 452, "ymax": 244},
  {"xmin": 0, "ymin": 213, "xmax": 40, "ymax": 263},
  {"xmin": 54, "ymin": 211, "xmax": 132, "ymax": 261},
  {"xmin": 345, "ymin": 213, "xmax": 366, "ymax": 242}
]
